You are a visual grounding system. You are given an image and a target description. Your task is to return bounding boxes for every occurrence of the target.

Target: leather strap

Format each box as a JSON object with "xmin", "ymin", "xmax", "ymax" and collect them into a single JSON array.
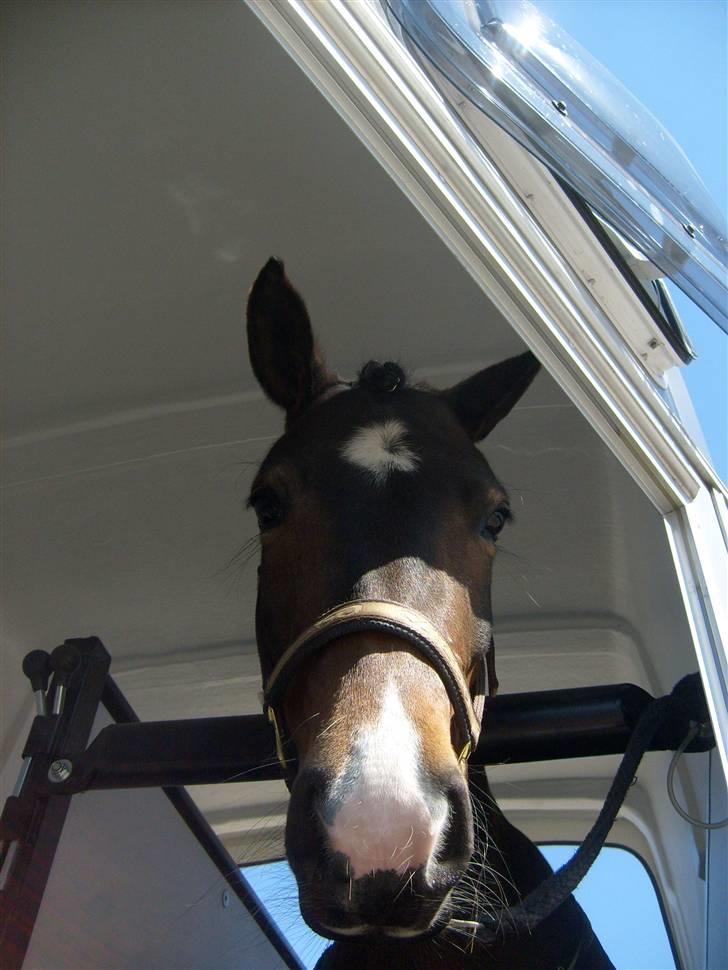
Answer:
[{"xmin": 263, "ymin": 600, "xmax": 490, "ymax": 766}]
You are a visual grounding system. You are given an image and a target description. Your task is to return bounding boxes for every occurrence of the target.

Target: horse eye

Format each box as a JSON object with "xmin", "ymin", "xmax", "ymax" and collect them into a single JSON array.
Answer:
[
  {"xmin": 250, "ymin": 490, "xmax": 284, "ymax": 532},
  {"xmin": 480, "ymin": 507, "xmax": 510, "ymax": 541}
]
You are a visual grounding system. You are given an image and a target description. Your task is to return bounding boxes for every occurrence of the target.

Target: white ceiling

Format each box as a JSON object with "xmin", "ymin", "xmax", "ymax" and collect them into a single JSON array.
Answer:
[
  {"xmin": 2, "ymin": 0, "xmax": 527, "ymax": 436},
  {"xmin": 1, "ymin": 5, "xmax": 699, "ymax": 933}
]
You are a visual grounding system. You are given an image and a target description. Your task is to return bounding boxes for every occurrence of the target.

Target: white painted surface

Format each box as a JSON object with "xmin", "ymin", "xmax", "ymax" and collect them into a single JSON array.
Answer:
[{"xmin": 22, "ymin": 720, "xmax": 289, "ymax": 970}]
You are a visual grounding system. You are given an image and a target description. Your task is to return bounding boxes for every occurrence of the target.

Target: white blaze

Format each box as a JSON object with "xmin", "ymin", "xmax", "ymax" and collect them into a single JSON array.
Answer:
[
  {"xmin": 341, "ymin": 420, "xmax": 419, "ymax": 483},
  {"xmin": 326, "ymin": 682, "xmax": 446, "ymax": 879}
]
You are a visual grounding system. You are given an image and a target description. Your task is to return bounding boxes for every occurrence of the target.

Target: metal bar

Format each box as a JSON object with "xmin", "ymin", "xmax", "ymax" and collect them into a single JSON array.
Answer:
[
  {"xmin": 0, "ymin": 638, "xmax": 111, "ymax": 970},
  {"xmin": 41, "ymin": 678, "xmax": 714, "ymax": 795}
]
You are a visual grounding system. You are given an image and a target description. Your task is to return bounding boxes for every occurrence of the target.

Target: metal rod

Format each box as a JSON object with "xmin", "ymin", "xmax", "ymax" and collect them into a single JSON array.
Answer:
[
  {"xmin": 34, "ymin": 691, "xmax": 47, "ymax": 717},
  {"xmin": 11, "ymin": 759, "xmax": 32, "ymax": 798},
  {"xmin": 51, "ymin": 684, "xmax": 66, "ymax": 717}
]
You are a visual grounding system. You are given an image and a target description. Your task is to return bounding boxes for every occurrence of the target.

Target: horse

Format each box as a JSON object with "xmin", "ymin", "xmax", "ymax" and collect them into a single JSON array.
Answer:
[{"xmin": 245, "ymin": 258, "xmax": 615, "ymax": 969}]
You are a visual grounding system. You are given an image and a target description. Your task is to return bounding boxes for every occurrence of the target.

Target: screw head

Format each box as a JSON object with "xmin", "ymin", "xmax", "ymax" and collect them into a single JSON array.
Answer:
[
  {"xmin": 48, "ymin": 759, "xmax": 72, "ymax": 782},
  {"xmin": 221, "ymin": 889, "xmax": 231, "ymax": 909},
  {"xmin": 683, "ymin": 223, "xmax": 697, "ymax": 238},
  {"xmin": 552, "ymin": 99, "xmax": 568, "ymax": 116}
]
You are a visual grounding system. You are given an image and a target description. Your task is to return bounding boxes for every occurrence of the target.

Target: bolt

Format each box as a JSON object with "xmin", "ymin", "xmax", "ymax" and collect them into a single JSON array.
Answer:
[
  {"xmin": 221, "ymin": 889, "xmax": 231, "ymax": 909},
  {"xmin": 647, "ymin": 338, "xmax": 660, "ymax": 350},
  {"xmin": 48, "ymin": 759, "xmax": 72, "ymax": 783},
  {"xmin": 683, "ymin": 223, "xmax": 697, "ymax": 238},
  {"xmin": 552, "ymin": 99, "xmax": 568, "ymax": 116}
]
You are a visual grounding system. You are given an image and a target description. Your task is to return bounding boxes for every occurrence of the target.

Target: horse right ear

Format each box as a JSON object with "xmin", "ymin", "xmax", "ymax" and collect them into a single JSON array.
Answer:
[
  {"xmin": 442, "ymin": 351, "xmax": 540, "ymax": 441},
  {"xmin": 246, "ymin": 258, "xmax": 335, "ymax": 420}
]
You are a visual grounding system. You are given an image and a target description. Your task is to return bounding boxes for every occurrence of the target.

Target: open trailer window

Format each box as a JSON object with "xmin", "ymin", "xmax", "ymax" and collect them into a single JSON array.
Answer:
[
  {"xmin": 242, "ymin": 845, "xmax": 676, "ymax": 970},
  {"xmin": 540, "ymin": 846, "xmax": 676, "ymax": 970}
]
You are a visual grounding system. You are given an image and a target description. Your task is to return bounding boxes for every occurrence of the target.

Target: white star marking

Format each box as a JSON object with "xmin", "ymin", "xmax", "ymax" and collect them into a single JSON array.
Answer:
[{"xmin": 341, "ymin": 420, "xmax": 419, "ymax": 484}]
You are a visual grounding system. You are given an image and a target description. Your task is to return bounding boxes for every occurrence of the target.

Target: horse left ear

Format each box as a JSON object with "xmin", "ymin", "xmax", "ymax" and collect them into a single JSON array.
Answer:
[
  {"xmin": 246, "ymin": 258, "xmax": 336, "ymax": 421},
  {"xmin": 442, "ymin": 351, "xmax": 540, "ymax": 441}
]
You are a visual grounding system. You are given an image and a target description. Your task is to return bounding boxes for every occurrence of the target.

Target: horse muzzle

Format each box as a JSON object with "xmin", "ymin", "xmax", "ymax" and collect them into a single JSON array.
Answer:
[{"xmin": 286, "ymin": 763, "xmax": 474, "ymax": 939}]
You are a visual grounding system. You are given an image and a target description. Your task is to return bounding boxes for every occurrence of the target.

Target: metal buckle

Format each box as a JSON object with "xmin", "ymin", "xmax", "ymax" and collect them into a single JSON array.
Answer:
[{"xmin": 267, "ymin": 706, "xmax": 287, "ymax": 771}]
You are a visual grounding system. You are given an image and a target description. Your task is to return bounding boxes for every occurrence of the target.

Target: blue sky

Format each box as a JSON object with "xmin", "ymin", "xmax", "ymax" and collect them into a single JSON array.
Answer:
[{"xmin": 538, "ymin": 0, "xmax": 727, "ymax": 479}]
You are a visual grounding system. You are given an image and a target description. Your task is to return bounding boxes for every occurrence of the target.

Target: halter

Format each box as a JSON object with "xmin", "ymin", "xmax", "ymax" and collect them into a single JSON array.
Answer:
[
  {"xmin": 262, "ymin": 599, "xmax": 491, "ymax": 773},
  {"xmin": 263, "ymin": 607, "xmax": 715, "ymax": 947}
]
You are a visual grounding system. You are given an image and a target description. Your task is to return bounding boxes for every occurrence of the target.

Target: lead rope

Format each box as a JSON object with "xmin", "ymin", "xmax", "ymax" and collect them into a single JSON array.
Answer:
[{"xmin": 461, "ymin": 689, "xmax": 685, "ymax": 943}]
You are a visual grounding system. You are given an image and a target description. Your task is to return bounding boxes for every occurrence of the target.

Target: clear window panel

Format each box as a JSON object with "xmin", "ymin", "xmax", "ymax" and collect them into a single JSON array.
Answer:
[
  {"xmin": 242, "ymin": 845, "xmax": 675, "ymax": 969},
  {"xmin": 242, "ymin": 860, "xmax": 328, "ymax": 969},
  {"xmin": 540, "ymin": 845, "xmax": 676, "ymax": 970}
]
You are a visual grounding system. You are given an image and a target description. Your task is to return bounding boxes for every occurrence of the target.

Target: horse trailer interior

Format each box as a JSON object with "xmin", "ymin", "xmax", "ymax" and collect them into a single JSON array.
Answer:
[{"xmin": 2, "ymin": 2, "xmax": 726, "ymax": 968}]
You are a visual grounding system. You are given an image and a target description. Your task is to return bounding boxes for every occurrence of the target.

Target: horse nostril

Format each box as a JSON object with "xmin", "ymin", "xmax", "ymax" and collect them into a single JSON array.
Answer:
[
  {"xmin": 286, "ymin": 767, "xmax": 331, "ymax": 870},
  {"xmin": 435, "ymin": 778, "xmax": 474, "ymax": 872}
]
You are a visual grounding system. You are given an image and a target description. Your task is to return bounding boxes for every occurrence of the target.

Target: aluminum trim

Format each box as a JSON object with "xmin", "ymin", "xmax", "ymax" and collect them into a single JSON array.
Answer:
[{"xmin": 665, "ymin": 496, "xmax": 728, "ymax": 783}]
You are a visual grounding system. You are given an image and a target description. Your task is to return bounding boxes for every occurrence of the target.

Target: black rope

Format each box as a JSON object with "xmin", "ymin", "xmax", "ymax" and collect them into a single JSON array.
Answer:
[{"xmin": 472, "ymin": 692, "xmax": 679, "ymax": 942}]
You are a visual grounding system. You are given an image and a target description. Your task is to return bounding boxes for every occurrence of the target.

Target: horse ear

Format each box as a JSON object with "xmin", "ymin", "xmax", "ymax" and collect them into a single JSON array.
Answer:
[
  {"xmin": 246, "ymin": 258, "xmax": 334, "ymax": 418},
  {"xmin": 442, "ymin": 351, "xmax": 540, "ymax": 441}
]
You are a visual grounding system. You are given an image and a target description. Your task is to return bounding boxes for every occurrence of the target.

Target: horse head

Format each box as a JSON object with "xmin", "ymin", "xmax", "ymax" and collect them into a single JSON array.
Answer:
[{"xmin": 246, "ymin": 258, "xmax": 539, "ymax": 940}]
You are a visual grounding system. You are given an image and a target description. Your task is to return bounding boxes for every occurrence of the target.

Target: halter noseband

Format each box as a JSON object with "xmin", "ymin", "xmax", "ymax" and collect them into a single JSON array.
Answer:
[{"xmin": 262, "ymin": 599, "xmax": 491, "ymax": 773}]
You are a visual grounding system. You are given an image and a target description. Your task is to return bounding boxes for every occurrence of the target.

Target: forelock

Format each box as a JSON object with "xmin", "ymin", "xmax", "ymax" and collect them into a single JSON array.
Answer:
[{"xmin": 357, "ymin": 361, "xmax": 407, "ymax": 394}]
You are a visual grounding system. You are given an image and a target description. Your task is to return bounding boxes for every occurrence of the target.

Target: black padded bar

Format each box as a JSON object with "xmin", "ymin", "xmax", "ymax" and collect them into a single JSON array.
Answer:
[
  {"xmin": 62, "ymin": 714, "xmax": 281, "ymax": 792},
  {"xmin": 42, "ymin": 677, "xmax": 713, "ymax": 795},
  {"xmin": 477, "ymin": 680, "xmax": 712, "ymax": 763}
]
